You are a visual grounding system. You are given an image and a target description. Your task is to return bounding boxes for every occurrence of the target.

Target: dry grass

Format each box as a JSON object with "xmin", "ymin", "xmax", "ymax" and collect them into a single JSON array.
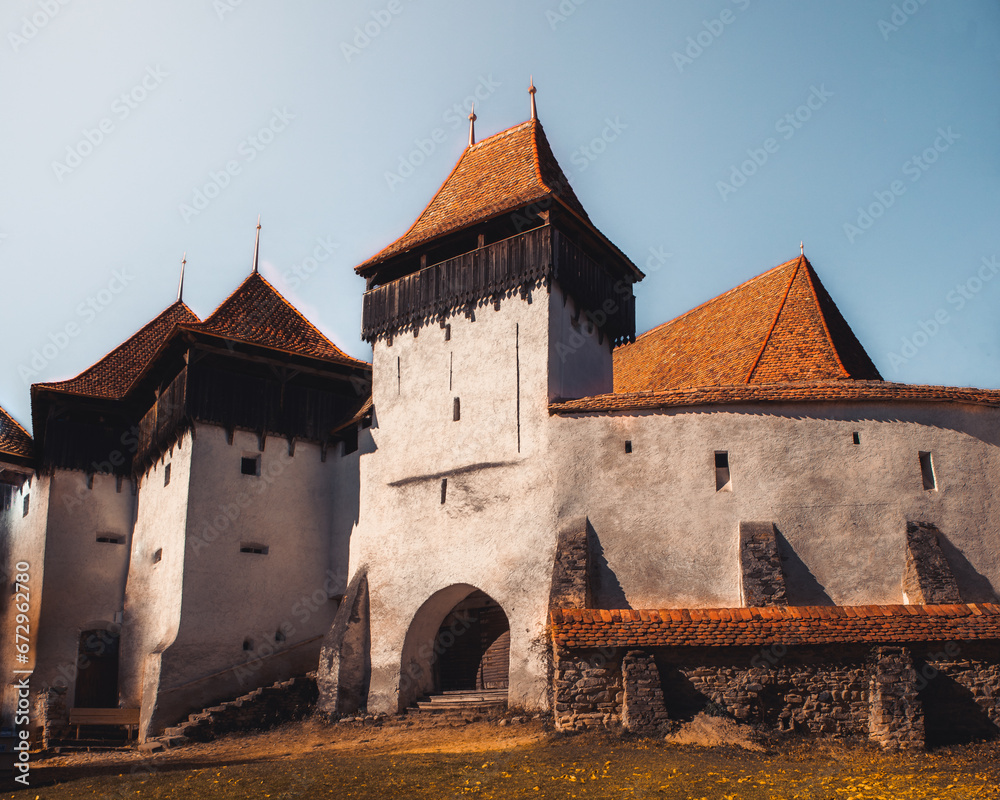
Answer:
[{"xmin": 5, "ymin": 718, "xmax": 999, "ymax": 799}]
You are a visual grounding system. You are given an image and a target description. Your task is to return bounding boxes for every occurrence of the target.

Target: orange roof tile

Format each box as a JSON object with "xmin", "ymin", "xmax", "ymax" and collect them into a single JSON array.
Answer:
[
  {"xmin": 613, "ymin": 256, "xmax": 881, "ymax": 393},
  {"xmin": 34, "ymin": 301, "xmax": 198, "ymax": 401},
  {"xmin": 550, "ymin": 380, "xmax": 1000, "ymax": 414},
  {"xmin": 0, "ymin": 404, "xmax": 33, "ymax": 461},
  {"xmin": 357, "ymin": 119, "xmax": 590, "ymax": 274},
  {"xmin": 181, "ymin": 273, "xmax": 368, "ymax": 369},
  {"xmin": 550, "ymin": 604, "xmax": 1000, "ymax": 648}
]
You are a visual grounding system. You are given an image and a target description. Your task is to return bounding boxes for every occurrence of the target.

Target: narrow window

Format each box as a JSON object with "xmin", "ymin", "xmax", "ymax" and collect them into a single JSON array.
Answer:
[
  {"xmin": 240, "ymin": 543, "xmax": 269, "ymax": 555},
  {"xmin": 444, "ymin": 324, "xmax": 451, "ymax": 341},
  {"xmin": 96, "ymin": 535, "xmax": 124, "ymax": 545},
  {"xmin": 115, "ymin": 475, "xmax": 123, "ymax": 493},
  {"xmin": 453, "ymin": 397, "xmax": 461, "ymax": 421},
  {"xmin": 153, "ymin": 548, "xmax": 163, "ymax": 564},
  {"xmin": 715, "ymin": 451, "xmax": 731, "ymax": 492},
  {"xmin": 624, "ymin": 440, "xmax": 633, "ymax": 454},
  {"xmin": 241, "ymin": 455, "xmax": 260, "ymax": 476},
  {"xmin": 243, "ymin": 639, "xmax": 254, "ymax": 651},
  {"xmin": 22, "ymin": 495, "xmax": 29, "ymax": 517},
  {"xmin": 919, "ymin": 451, "xmax": 936, "ymax": 491},
  {"xmin": 441, "ymin": 478, "xmax": 447, "ymax": 504},
  {"xmin": 86, "ymin": 474, "xmax": 94, "ymax": 490},
  {"xmin": 163, "ymin": 464, "xmax": 171, "ymax": 486},
  {"xmin": 852, "ymin": 432, "xmax": 861, "ymax": 445}
]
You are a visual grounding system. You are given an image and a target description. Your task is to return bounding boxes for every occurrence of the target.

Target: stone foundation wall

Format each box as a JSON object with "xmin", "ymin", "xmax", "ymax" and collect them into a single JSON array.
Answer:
[
  {"xmin": 621, "ymin": 650, "xmax": 669, "ymax": 732},
  {"xmin": 552, "ymin": 646, "xmax": 622, "ymax": 731}
]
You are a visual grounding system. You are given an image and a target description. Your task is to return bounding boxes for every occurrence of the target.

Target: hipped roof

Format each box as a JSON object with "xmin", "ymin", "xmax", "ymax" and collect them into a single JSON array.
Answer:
[{"xmin": 0, "ymin": 404, "xmax": 33, "ymax": 462}]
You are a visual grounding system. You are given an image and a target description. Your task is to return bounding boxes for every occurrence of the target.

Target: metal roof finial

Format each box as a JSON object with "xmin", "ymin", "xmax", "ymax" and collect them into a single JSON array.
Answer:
[
  {"xmin": 177, "ymin": 252, "xmax": 186, "ymax": 302},
  {"xmin": 468, "ymin": 103, "xmax": 477, "ymax": 147},
  {"xmin": 252, "ymin": 215, "xmax": 261, "ymax": 274},
  {"xmin": 800, "ymin": 241, "xmax": 804, "ymax": 256},
  {"xmin": 529, "ymin": 76, "xmax": 537, "ymax": 120}
]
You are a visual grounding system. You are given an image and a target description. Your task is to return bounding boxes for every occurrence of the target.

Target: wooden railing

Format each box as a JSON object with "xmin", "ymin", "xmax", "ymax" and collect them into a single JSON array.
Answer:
[{"xmin": 361, "ymin": 225, "xmax": 635, "ymax": 346}]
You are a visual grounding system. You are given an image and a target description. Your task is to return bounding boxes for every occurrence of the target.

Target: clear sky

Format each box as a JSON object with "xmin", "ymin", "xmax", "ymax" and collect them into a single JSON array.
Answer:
[{"xmin": 1, "ymin": 1, "xmax": 998, "ymax": 429}]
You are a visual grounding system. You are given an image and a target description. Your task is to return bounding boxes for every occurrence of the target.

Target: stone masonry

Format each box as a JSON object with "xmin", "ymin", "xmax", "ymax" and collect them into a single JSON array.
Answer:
[
  {"xmin": 903, "ymin": 521, "xmax": 961, "ymax": 604},
  {"xmin": 621, "ymin": 650, "xmax": 669, "ymax": 732},
  {"xmin": 549, "ymin": 516, "xmax": 592, "ymax": 611},
  {"xmin": 552, "ymin": 645, "xmax": 622, "ymax": 731},
  {"xmin": 739, "ymin": 522, "xmax": 787, "ymax": 606},
  {"xmin": 869, "ymin": 645, "xmax": 925, "ymax": 751}
]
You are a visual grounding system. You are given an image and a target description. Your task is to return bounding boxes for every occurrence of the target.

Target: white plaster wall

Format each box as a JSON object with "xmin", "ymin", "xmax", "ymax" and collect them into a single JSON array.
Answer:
[
  {"xmin": 32, "ymin": 471, "xmax": 134, "ymax": 703},
  {"xmin": 130, "ymin": 424, "xmax": 347, "ymax": 734},
  {"xmin": 552, "ymin": 402, "xmax": 1000, "ymax": 609},
  {"xmin": 120, "ymin": 436, "xmax": 193, "ymax": 728},
  {"xmin": 352, "ymin": 285, "xmax": 612, "ymax": 714},
  {"xmin": 0, "ymin": 476, "xmax": 49, "ymax": 724}
]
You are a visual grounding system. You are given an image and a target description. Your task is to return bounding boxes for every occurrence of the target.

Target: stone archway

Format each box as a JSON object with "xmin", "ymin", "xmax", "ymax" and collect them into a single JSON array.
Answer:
[{"xmin": 398, "ymin": 585, "xmax": 510, "ymax": 711}]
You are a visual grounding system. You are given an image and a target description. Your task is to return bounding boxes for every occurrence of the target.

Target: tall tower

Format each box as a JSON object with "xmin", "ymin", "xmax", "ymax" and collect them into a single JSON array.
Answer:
[{"xmin": 323, "ymin": 103, "xmax": 642, "ymax": 715}]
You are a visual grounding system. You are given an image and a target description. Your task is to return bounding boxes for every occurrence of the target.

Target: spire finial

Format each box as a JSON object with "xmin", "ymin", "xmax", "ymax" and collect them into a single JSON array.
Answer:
[
  {"xmin": 252, "ymin": 215, "xmax": 261, "ymax": 274},
  {"xmin": 529, "ymin": 76, "xmax": 537, "ymax": 120},
  {"xmin": 468, "ymin": 103, "xmax": 477, "ymax": 147},
  {"xmin": 800, "ymin": 240, "xmax": 804, "ymax": 256},
  {"xmin": 177, "ymin": 252, "xmax": 186, "ymax": 303}
]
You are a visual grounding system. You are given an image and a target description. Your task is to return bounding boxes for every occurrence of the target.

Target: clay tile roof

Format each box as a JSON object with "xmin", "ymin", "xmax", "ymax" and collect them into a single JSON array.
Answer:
[
  {"xmin": 613, "ymin": 256, "xmax": 882, "ymax": 393},
  {"xmin": 549, "ymin": 380, "xmax": 1000, "ymax": 414},
  {"xmin": 33, "ymin": 301, "xmax": 198, "ymax": 401},
  {"xmin": 356, "ymin": 119, "xmax": 590, "ymax": 274},
  {"xmin": 0, "ymin": 404, "xmax": 33, "ymax": 461},
  {"xmin": 550, "ymin": 604, "xmax": 1000, "ymax": 649},
  {"xmin": 181, "ymin": 273, "xmax": 368, "ymax": 369}
]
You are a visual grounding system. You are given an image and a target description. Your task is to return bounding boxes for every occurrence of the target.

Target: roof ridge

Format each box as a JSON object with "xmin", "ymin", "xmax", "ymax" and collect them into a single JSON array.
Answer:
[
  {"xmin": 801, "ymin": 258, "xmax": 850, "ymax": 379},
  {"xmin": 744, "ymin": 257, "xmax": 802, "ymax": 383}
]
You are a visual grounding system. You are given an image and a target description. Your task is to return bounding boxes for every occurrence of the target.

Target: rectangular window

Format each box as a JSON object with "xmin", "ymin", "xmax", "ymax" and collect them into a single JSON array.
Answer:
[
  {"xmin": 240, "ymin": 543, "xmax": 269, "ymax": 555},
  {"xmin": 919, "ymin": 451, "xmax": 936, "ymax": 491},
  {"xmin": 163, "ymin": 464, "xmax": 171, "ymax": 486},
  {"xmin": 453, "ymin": 397, "xmax": 461, "ymax": 421},
  {"xmin": 624, "ymin": 440, "xmax": 633, "ymax": 454},
  {"xmin": 441, "ymin": 478, "xmax": 447, "ymax": 504},
  {"xmin": 96, "ymin": 535, "xmax": 124, "ymax": 545},
  {"xmin": 153, "ymin": 548, "xmax": 163, "ymax": 564},
  {"xmin": 444, "ymin": 323, "xmax": 451, "ymax": 341},
  {"xmin": 852, "ymin": 432, "xmax": 861, "ymax": 445},
  {"xmin": 715, "ymin": 451, "xmax": 731, "ymax": 492},
  {"xmin": 22, "ymin": 495, "xmax": 29, "ymax": 517},
  {"xmin": 241, "ymin": 455, "xmax": 261, "ymax": 476}
]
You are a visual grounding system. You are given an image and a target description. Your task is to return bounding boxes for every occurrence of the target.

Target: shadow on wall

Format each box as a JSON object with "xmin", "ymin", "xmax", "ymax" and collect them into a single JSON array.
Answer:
[
  {"xmin": 775, "ymin": 526, "xmax": 834, "ymax": 606},
  {"xmin": 937, "ymin": 532, "xmax": 1000, "ymax": 603},
  {"xmin": 589, "ymin": 521, "xmax": 631, "ymax": 609}
]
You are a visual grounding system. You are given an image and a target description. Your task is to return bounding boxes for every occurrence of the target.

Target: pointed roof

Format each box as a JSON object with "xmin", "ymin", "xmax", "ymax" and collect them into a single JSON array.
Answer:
[
  {"xmin": 34, "ymin": 301, "xmax": 199, "ymax": 400},
  {"xmin": 613, "ymin": 256, "xmax": 882, "ymax": 393},
  {"xmin": 357, "ymin": 118, "xmax": 591, "ymax": 274},
  {"xmin": 0, "ymin": 404, "xmax": 33, "ymax": 463},
  {"xmin": 180, "ymin": 272, "xmax": 368, "ymax": 368}
]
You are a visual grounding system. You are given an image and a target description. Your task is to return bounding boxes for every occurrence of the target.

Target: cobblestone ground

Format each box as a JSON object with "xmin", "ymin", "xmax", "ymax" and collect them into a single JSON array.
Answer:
[{"xmin": 5, "ymin": 720, "xmax": 999, "ymax": 799}]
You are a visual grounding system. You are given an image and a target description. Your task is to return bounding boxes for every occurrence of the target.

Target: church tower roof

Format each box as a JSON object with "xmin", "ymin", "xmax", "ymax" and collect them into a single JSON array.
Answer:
[
  {"xmin": 356, "ymin": 118, "xmax": 594, "ymax": 276},
  {"xmin": 0, "ymin": 403, "xmax": 33, "ymax": 466},
  {"xmin": 613, "ymin": 255, "xmax": 883, "ymax": 393},
  {"xmin": 180, "ymin": 272, "xmax": 367, "ymax": 368},
  {"xmin": 34, "ymin": 300, "xmax": 199, "ymax": 401}
]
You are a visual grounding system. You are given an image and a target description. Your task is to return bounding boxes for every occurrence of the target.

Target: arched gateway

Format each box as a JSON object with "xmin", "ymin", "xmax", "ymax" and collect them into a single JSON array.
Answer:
[{"xmin": 398, "ymin": 585, "xmax": 510, "ymax": 711}]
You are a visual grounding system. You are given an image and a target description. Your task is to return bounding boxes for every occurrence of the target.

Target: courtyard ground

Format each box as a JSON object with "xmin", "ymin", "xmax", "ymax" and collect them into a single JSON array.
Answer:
[{"xmin": 4, "ymin": 718, "xmax": 999, "ymax": 799}]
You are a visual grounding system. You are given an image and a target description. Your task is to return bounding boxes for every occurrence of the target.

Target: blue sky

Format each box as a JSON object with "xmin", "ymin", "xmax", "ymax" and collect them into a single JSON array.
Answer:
[{"xmin": 1, "ymin": 0, "xmax": 998, "ymax": 429}]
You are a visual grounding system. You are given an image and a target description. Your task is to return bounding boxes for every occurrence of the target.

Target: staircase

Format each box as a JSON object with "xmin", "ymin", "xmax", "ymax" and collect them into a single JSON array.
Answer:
[
  {"xmin": 407, "ymin": 689, "xmax": 508, "ymax": 724},
  {"xmin": 141, "ymin": 673, "xmax": 317, "ymax": 752}
]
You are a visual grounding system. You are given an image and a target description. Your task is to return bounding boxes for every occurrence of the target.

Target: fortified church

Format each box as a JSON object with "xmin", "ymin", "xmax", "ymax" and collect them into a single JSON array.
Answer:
[{"xmin": 2, "ymin": 89, "xmax": 998, "ymax": 750}]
